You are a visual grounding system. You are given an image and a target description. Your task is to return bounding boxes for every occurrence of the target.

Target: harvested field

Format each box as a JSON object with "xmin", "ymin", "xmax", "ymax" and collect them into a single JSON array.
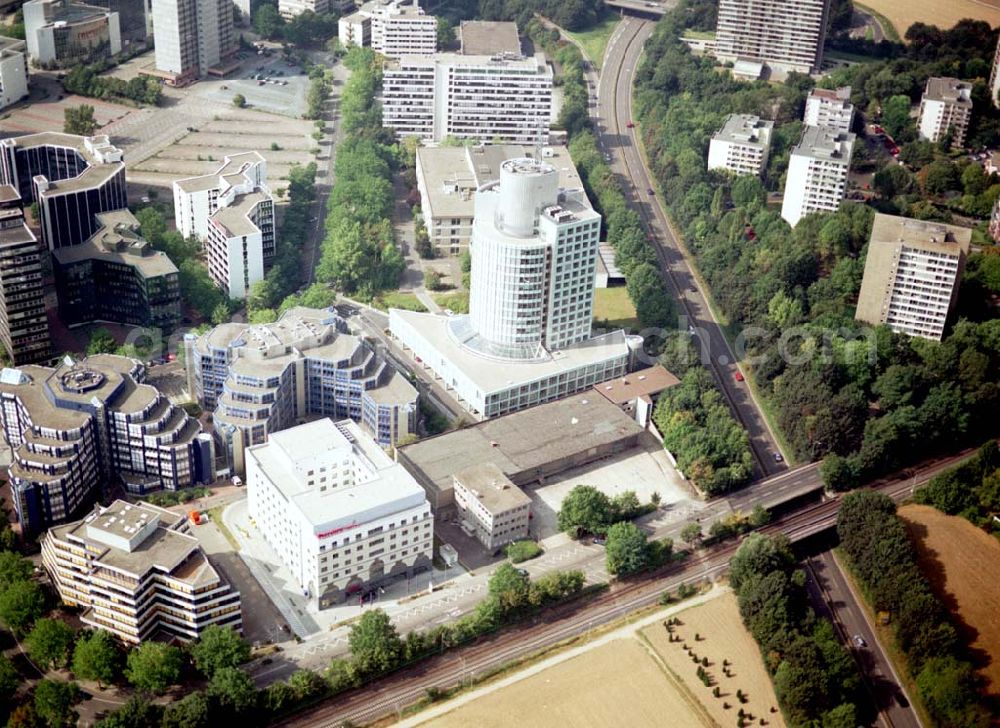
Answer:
[
  {"xmin": 424, "ymin": 638, "xmax": 712, "ymax": 728},
  {"xmin": 642, "ymin": 591, "xmax": 785, "ymax": 728},
  {"xmin": 900, "ymin": 504, "xmax": 1000, "ymax": 695},
  {"xmin": 861, "ymin": 0, "xmax": 1000, "ymax": 35}
]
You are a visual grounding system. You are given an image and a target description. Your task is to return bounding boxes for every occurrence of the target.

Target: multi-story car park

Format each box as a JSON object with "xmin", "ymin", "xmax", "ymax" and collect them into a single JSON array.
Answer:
[
  {"xmin": 714, "ymin": 0, "xmax": 829, "ymax": 75},
  {"xmin": 382, "ymin": 52, "xmax": 552, "ymax": 144},
  {"xmin": 415, "ymin": 143, "xmax": 583, "ymax": 256},
  {"xmin": 173, "ymin": 152, "xmax": 273, "ymax": 299},
  {"xmin": 391, "ymin": 157, "xmax": 634, "ymax": 420},
  {"xmin": 453, "ymin": 462, "xmax": 530, "ymax": 550},
  {"xmin": 0, "ymin": 133, "xmax": 127, "ymax": 251},
  {"xmin": 0, "ymin": 36, "xmax": 28, "ymax": 110},
  {"xmin": 707, "ymin": 114, "xmax": 773, "ymax": 177},
  {"xmin": 42, "ymin": 500, "xmax": 242, "ymax": 643},
  {"xmin": 780, "ymin": 126, "xmax": 855, "ymax": 227},
  {"xmin": 803, "ymin": 86, "xmax": 855, "ymax": 132},
  {"xmin": 855, "ymin": 214, "xmax": 971, "ymax": 341},
  {"xmin": 23, "ymin": 0, "xmax": 122, "ymax": 68},
  {"xmin": 0, "ymin": 186, "xmax": 51, "ymax": 365},
  {"xmin": 0, "ymin": 355, "xmax": 213, "ymax": 534},
  {"xmin": 52, "ymin": 209, "xmax": 181, "ymax": 332},
  {"xmin": 918, "ymin": 77, "xmax": 973, "ymax": 149},
  {"xmin": 247, "ymin": 418, "xmax": 433, "ymax": 608},
  {"xmin": 185, "ymin": 307, "xmax": 417, "ymax": 476}
]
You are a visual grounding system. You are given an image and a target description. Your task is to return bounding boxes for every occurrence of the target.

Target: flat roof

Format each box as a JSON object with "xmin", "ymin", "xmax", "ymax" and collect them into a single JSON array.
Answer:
[
  {"xmin": 52, "ymin": 209, "xmax": 178, "ymax": 277},
  {"xmin": 400, "ymin": 391, "xmax": 643, "ymax": 500},
  {"xmin": 416, "ymin": 144, "xmax": 583, "ymax": 221},
  {"xmin": 592, "ymin": 365, "xmax": 680, "ymax": 405},
  {"xmin": 210, "ymin": 190, "xmax": 268, "ymax": 237},
  {"xmin": 246, "ymin": 419, "xmax": 427, "ymax": 532},
  {"xmin": 793, "ymin": 126, "xmax": 855, "ymax": 160},
  {"xmin": 388, "ymin": 51, "xmax": 550, "ymax": 72},
  {"xmin": 714, "ymin": 114, "xmax": 772, "ymax": 146},
  {"xmin": 459, "ymin": 20, "xmax": 521, "ymax": 56},
  {"xmin": 454, "ymin": 461, "xmax": 529, "ymax": 513},
  {"xmin": 2, "ymin": 133, "xmax": 124, "ymax": 196},
  {"xmin": 174, "ymin": 152, "xmax": 265, "ymax": 194},
  {"xmin": 924, "ymin": 76, "xmax": 972, "ymax": 105},
  {"xmin": 0, "ymin": 35, "xmax": 24, "ymax": 56},
  {"xmin": 809, "ymin": 86, "xmax": 851, "ymax": 103}
]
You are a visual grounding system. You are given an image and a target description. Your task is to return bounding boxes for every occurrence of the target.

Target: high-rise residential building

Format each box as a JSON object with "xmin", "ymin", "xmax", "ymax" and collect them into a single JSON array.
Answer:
[
  {"xmin": 803, "ymin": 86, "xmax": 854, "ymax": 132},
  {"xmin": 89, "ymin": 0, "xmax": 151, "ymax": 46},
  {"xmin": 0, "ymin": 133, "xmax": 127, "ymax": 251},
  {"xmin": 173, "ymin": 152, "xmax": 273, "ymax": 299},
  {"xmin": 707, "ymin": 114, "xmax": 773, "ymax": 177},
  {"xmin": 383, "ymin": 52, "xmax": 552, "ymax": 144},
  {"xmin": 918, "ymin": 77, "xmax": 973, "ymax": 149},
  {"xmin": 279, "ymin": 0, "xmax": 330, "ymax": 18},
  {"xmin": 247, "ymin": 418, "xmax": 433, "ymax": 608},
  {"xmin": 391, "ymin": 157, "xmax": 633, "ymax": 419},
  {"xmin": 52, "ymin": 209, "xmax": 181, "ymax": 332},
  {"xmin": 0, "ymin": 354, "xmax": 213, "ymax": 534},
  {"xmin": 0, "ymin": 36, "xmax": 28, "ymax": 110},
  {"xmin": 42, "ymin": 499, "xmax": 242, "ymax": 643},
  {"xmin": 780, "ymin": 126, "xmax": 855, "ymax": 227},
  {"xmin": 185, "ymin": 307, "xmax": 417, "ymax": 475},
  {"xmin": 338, "ymin": 0, "xmax": 436, "ymax": 57},
  {"xmin": 714, "ymin": 0, "xmax": 830, "ymax": 75},
  {"xmin": 23, "ymin": 0, "xmax": 122, "ymax": 67},
  {"xmin": 855, "ymin": 214, "xmax": 971, "ymax": 341},
  {"xmin": 150, "ymin": 0, "xmax": 235, "ymax": 86},
  {"xmin": 0, "ymin": 186, "xmax": 50, "ymax": 365},
  {"xmin": 415, "ymin": 143, "xmax": 582, "ymax": 256}
]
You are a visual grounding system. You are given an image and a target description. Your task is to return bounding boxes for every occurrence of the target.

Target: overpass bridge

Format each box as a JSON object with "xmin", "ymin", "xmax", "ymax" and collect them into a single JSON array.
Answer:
[{"xmin": 605, "ymin": 0, "xmax": 671, "ymax": 17}]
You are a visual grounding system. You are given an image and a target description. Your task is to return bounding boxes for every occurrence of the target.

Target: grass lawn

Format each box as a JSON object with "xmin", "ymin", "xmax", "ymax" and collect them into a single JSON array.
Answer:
[
  {"xmin": 593, "ymin": 287, "xmax": 639, "ymax": 331},
  {"xmin": 372, "ymin": 291, "xmax": 427, "ymax": 313},
  {"xmin": 565, "ymin": 12, "xmax": 621, "ymax": 70},
  {"xmin": 682, "ymin": 29, "xmax": 716, "ymax": 41},
  {"xmin": 433, "ymin": 290, "xmax": 469, "ymax": 314}
]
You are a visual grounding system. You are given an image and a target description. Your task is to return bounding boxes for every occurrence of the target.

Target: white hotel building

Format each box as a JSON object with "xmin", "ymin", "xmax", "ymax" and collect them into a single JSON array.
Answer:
[
  {"xmin": 383, "ymin": 52, "xmax": 552, "ymax": 144},
  {"xmin": 247, "ymin": 419, "xmax": 433, "ymax": 608},
  {"xmin": 781, "ymin": 126, "xmax": 855, "ymax": 227},
  {"xmin": 707, "ymin": 114, "xmax": 773, "ymax": 177},
  {"xmin": 391, "ymin": 157, "xmax": 634, "ymax": 419},
  {"xmin": 173, "ymin": 152, "xmax": 274, "ymax": 299},
  {"xmin": 42, "ymin": 500, "xmax": 242, "ymax": 643}
]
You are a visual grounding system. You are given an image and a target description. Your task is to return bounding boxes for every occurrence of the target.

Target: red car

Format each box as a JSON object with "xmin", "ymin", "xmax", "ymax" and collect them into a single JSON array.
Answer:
[
  {"xmin": 733, "ymin": 371, "xmax": 744, "ymax": 382},
  {"xmin": 626, "ymin": 121, "xmax": 635, "ymax": 128}
]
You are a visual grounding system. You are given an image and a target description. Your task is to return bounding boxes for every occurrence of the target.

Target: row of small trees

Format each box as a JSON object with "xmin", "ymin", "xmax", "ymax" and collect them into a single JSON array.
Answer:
[{"xmin": 836, "ymin": 490, "xmax": 993, "ymax": 726}]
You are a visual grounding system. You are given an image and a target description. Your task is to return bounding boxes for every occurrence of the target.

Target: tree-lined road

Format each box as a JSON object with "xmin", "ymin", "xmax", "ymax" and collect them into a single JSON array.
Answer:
[{"xmin": 593, "ymin": 17, "xmax": 788, "ymax": 477}]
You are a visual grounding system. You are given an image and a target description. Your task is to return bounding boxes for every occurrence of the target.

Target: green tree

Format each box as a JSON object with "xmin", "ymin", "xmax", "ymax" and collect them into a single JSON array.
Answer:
[
  {"xmin": 33, "ymin": 679, "xmax": 79, "ymax": 728},
  {"xmin": 63, "ymin": 105, "xmax": 97, "ymax": 136},
  {"xmin": 190, "ymin": 625, "xmax": 251, "ymax": 677},
  {"xmin": 252, "ymin": 3, "xmax": 284, "ymax": 38},
  {"xmin": 25, "ymin": 619, "xmax": 75, "ymax": 670},
  {"xmin": 881, "ymin": 95, "xmax": 912, "ymax": 140},
  {"xmin": 487, "ymin": 563, "xmax": 531, "ymax": 612},
  {"xmin": 207, "ymin": 666, "xmax": 257, "ymax": 713},
  {"xmin": 72, "ymin": 629, "xmax": 121, "ymax": 688},
  {"xmin": 348, "ymin": 609, "xmax": 402, "ymax": 677},
  {"xmin": 680, "ymin": 522, "xmax": 702, "ymax": 545},
  {"xmin": 0, "ymin": 653, "xmax": 18, "ymax": 703},
  {"xmin": 96, "ymin": 696, "xmax": 162, "ymax": 728},
  {"xmin": 916, "ymin": 656, "xmax": 991, "ymax": 727},
  {"xmin": 0, "ymin": 550, "xmax": 33, "ymax": 587},
  {"xmin": 125, "ymin": 642, "xmax": 184, "ymax": 695},
  {"xmin": 86, "ymin": 327, "xmax": 117, "ymax": 355},
  {"xmin": 161, "ymin": 691, "xmax": 209, "ymax": 728},
  {"xmin": 556, "ymin": 485, "xmax": 613, "ymax": 536},
  {"xmin": 436, "ymin": 17, "xmax": 456, "ymax": 47},
  {"xmin": 604, "ymin": 522, "xmax": 650, "ymax": 576},
  {"xmin": 232, "ymin": 93, "xmax": 246, "ymax": 108},
  {"xmin": 287, "ymin": 668, "xmax": 327, "ymax": 699},
  {"xmin": 0, "ymin": 579, "xmax": 46, "ymax": 636}
]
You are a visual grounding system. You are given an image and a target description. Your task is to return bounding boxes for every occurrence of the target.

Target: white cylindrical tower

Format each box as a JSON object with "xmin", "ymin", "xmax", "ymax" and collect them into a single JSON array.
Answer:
[{"xmin": 494, "ymin": 158, "xmax": 559, "ymax": 238}]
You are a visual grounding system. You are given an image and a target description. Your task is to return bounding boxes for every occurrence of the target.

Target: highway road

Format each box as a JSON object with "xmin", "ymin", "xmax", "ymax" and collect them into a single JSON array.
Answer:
[
  {"xmin": 276, "ymin": 447, "xmax": 976, "ymax": 727},
  {"xmin": 806, "ymin": 552, "xmax": 921, "ymax": 728},
  {"xmin": 594, "ymin": 17, "xmax": 788, "ymax": 477}
]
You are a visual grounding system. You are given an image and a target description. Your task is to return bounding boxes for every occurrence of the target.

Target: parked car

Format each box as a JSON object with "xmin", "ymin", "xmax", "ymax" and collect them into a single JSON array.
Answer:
[
  {"xmin": 733, "ymin": 371, "xmax": 744, "ymax": 382},
  {"xmin": 773, "ymin": 452, "xmax": 784, "ymax": 463},
  {"xmin": 647, "ymin": 188, "xmax": 654, "ymax": 195},
  {"xmin": 626, "ymin": 121, "xmax": 635, "ymax": 128},
  {"xmin": 593, "ymin": 536, "xmax": 607, "ymax": 546},
  {"xmin": 852, "ymin": 634, "xmax": 867, "ymax": 648}
]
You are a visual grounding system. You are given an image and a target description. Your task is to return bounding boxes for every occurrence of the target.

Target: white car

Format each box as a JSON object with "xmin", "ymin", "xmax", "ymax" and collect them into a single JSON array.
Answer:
[{"xmin": 852, "ymin": 634, "xmax": 867, "ymax": 648}]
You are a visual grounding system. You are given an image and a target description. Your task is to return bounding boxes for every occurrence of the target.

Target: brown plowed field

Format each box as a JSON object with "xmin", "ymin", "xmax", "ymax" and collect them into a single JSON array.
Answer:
[{"xmin": 900, "ymin": 504, "xmax": 1000, "ymax": 695}]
